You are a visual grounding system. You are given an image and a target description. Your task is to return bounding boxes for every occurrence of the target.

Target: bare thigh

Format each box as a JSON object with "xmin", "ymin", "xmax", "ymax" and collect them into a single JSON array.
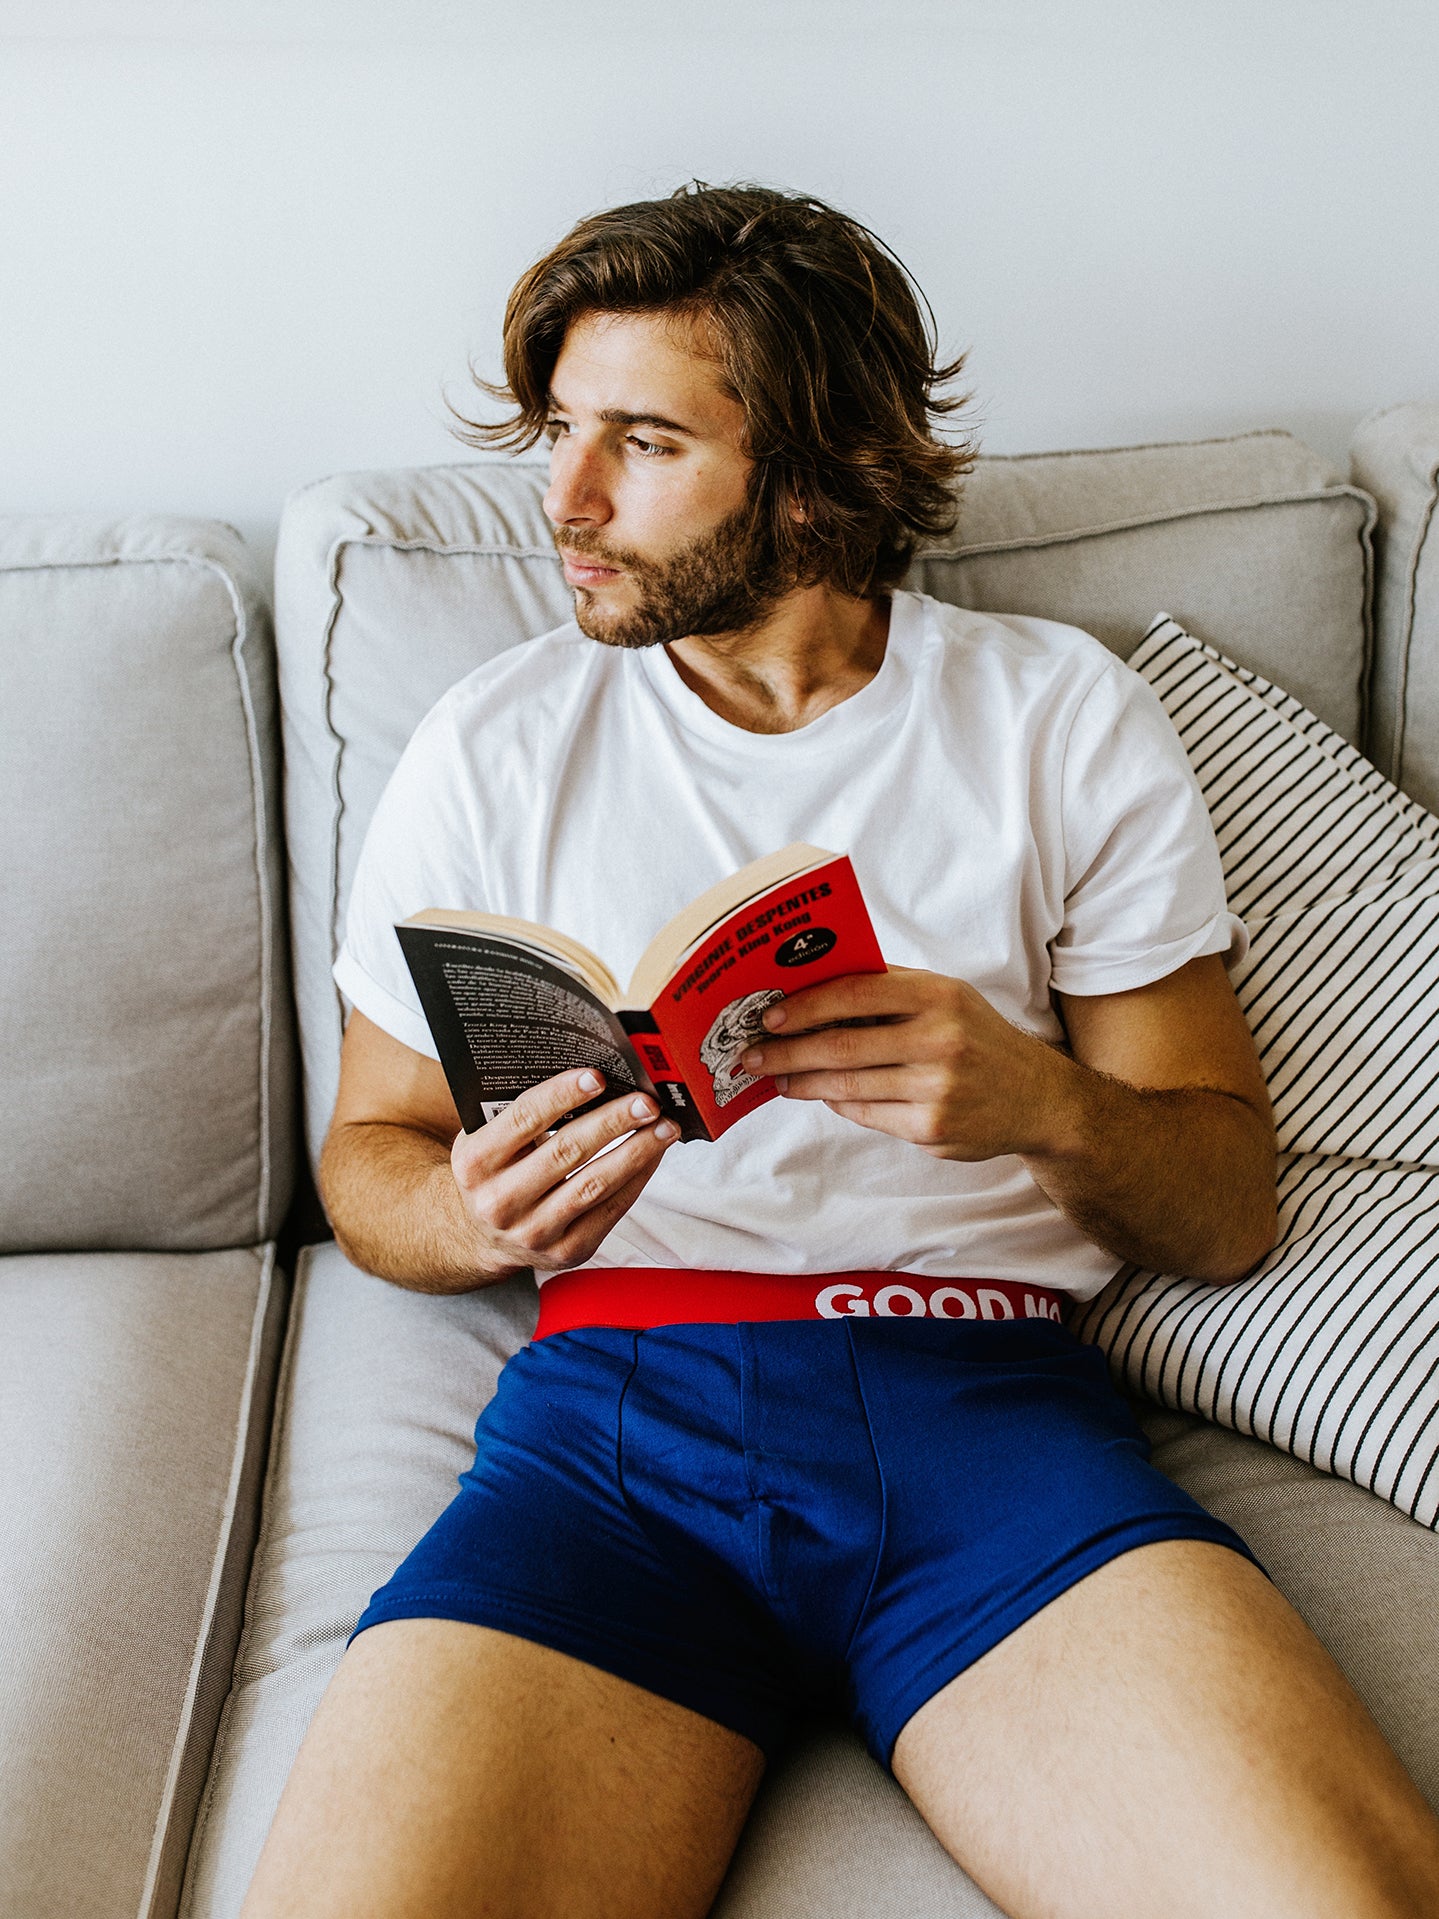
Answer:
[
  {"xmin": 240, "ymin": 1619, "xmax": 765, "ymax": 1919},
  {"xmin": 893, "ymin": 1539, "xmax": 1439, "ymax": 1919}
]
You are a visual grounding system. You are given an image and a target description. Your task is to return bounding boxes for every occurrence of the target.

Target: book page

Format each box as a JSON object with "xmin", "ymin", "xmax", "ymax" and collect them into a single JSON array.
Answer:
[
  {"xmin": 397, "ymin": 926, "xmax": 645, "ymax": 1133},
  {"xmin": 626, "ymin": 842, "xmax": 835, "ymax": 1009},
  {"xmin": 403, "ymin": 908, "xmax": 622, "ymax": 1006}
]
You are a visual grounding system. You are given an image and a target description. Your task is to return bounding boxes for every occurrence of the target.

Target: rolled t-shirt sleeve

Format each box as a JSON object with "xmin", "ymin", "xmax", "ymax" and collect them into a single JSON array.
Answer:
[
  {"xmin": 332, "ymin": 702, "xmax": 477, "ymax": 1059},
  {"xmin": 1049, "ymin": 658, "xmax": 1247, "ymax": 996}
]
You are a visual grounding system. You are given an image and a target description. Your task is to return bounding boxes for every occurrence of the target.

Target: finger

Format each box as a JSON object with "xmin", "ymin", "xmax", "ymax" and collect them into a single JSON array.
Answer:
[
  {"xmin": 823, "ymin": 1097, "xmax": 938, "ymax": 1143},
  {"xmin": 462, "ymin": 1067, "xmax": 612, "ymax": 1171},
  {"xmin": 524, "ymin": 1118, "xmax": 678, "ymax": 1248},
  {"xmin": 742, "ymin": 1019, "xmax": 915, "ymax": 1079},
  {"xmin": 492, "ymin": 1089, "xmax": 666, "ymax": 1217},
  {"xmin": 758, "ymin": 967, "xmax": 920, "ymax": 1036},
  {"xmin": 541, "ymin": 1158, "xmax": 672, "ymax": 1272},
  {"xmin": 775, "ymin": 1065, "xmax": 922, "ymax": 1103}
]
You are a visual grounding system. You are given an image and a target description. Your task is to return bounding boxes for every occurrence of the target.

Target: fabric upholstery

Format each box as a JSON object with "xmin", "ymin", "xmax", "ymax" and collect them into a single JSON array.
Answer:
[
  {"xmin": 1075, "ymin": 620, "xmax": 1439, "ymax": 1524},
  {"xmin": 274, "ymin": 434, "xmax": 1372, "ymax": 1176},
  {"xmin": 180, "ymin": 1242, "xmax": 1438, "ymax": 1918},
  {"xmin": 1137, "ymin": 1402, "xmax": 1439, "ymax": 1810},
  {"xmin": 0, "ymin": 1247, "xmax": 288, "ymax": 1919},
  {"xmin": 714, "ymin": 1726, "xmax": 1003, "ymax": 1917},
  {"xmin": 910, "ymin": 431, "xmax": 1373, "ymax": 737},
  {"xmin": 177, "ymin": 1242, "xmax": 540, "ymax": 1919},
  {"xmin": 1352, "ymin": 402, "xmax": 1439, "ymax": 813},
  {"xmin": 0, "ymin": 517, "xmax": 295, "ymax": 1251}
]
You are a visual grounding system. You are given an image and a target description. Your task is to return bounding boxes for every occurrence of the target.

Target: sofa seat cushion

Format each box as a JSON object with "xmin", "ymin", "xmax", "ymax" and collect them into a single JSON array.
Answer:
[
  {"xmin": 0, "ymin": 1246, "xmax": 287, "ymax": 1919},
  {"xmin": 183, "ymin": 1243, "xmax": 1438, "ymax": 1919},
  {"xmin": 177, "ymin": 1242, "xmax": 542, "ymax": 1919},
  {"xmin": 1135, "ymin": 1402, "xmax": 1439, "ymax": 1808}
]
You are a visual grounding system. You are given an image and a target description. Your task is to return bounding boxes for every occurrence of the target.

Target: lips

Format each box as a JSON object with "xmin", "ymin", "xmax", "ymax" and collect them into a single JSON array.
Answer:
[{"xmin": 560, "ymin": 553, "xmax": 622, "ymax": 587}]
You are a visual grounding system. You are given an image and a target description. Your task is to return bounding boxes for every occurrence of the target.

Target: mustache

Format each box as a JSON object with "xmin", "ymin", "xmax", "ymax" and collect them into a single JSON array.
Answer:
[{"xmin": 553, "ymin": 529, "xmax": 637, "ymax": 570}]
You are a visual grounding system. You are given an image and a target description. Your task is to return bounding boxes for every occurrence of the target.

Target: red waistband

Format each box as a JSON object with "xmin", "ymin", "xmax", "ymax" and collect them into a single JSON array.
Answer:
[{"xmin": 533, "ymin": 1268, "xmax": 1066, "ymax": 1339}]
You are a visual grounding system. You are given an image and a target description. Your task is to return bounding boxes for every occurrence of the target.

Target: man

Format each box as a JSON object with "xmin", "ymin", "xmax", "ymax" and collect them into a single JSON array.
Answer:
[{"xmin": 242, "ymin": 187, "xmax": 1439, "ymax": 1919}]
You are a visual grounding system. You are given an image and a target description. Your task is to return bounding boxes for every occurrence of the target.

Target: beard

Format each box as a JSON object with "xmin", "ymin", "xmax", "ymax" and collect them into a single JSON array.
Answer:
[{"xmin": 554, "ymin": 498, "xmax": 794, "ymax": 649}]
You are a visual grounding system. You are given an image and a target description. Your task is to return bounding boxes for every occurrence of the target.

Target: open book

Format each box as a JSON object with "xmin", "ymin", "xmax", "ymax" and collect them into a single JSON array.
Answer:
[{"xmin": 396, "ymin": 844, "xmax": 886, "ymax": 1142}]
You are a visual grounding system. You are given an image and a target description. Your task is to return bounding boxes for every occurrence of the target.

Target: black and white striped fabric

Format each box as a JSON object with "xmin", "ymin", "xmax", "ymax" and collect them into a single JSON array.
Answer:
[{"xmin": 1073, "ymin": 617, "xmax": 1439, "ymax": 1526}]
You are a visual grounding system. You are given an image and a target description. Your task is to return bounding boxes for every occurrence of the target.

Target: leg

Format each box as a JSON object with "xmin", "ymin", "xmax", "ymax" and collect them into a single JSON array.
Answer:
[
  {"xmin": 892, "ymin": 1540, "xmax": 1439, "ymax": 1919},
  {"xmin": 241, "ymin": 1618, "xmax": 765, "ymax": 1919}
]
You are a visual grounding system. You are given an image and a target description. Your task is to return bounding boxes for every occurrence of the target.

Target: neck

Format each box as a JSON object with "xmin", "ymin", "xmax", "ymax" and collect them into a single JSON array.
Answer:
[{"xmin": 661, "ymin": 584, "xmax": 892, "ymax": 734}]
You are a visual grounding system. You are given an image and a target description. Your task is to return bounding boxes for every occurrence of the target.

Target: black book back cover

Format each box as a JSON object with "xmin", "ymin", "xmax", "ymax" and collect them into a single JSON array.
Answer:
[{"xmin": 396, "ymin": 925, "xmax": 657, "ymax": 1134}]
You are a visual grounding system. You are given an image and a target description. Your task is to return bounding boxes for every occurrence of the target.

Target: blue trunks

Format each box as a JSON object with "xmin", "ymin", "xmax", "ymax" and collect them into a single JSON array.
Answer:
[{"xmin": 350, "ymin": 1314, "xmax": 1256, "ymax": 1768}]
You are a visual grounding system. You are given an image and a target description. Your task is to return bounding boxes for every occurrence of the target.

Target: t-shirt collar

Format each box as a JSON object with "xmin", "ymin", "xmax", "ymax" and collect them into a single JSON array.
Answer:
[{"xmin": 634, "ymin": 589, "xmax": 920, "ymax": 753}]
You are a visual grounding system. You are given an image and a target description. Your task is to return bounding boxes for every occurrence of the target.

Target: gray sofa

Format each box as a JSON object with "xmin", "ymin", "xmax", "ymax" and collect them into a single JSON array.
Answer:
[{"xmin": 3, "ymin": 407, "xmax": 1438, "ymax": 1919}]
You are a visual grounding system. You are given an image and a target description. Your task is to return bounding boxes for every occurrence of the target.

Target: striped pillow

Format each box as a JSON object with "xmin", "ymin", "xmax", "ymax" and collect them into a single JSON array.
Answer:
[{"xmin": 1073, "ymin": 617, "xmax": 1439, "ymax": 1526}]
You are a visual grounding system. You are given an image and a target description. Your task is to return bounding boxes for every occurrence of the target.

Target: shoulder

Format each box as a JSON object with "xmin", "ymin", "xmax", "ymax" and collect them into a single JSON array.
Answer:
[
  {"xmin": 914, "ymin": 592, "xmax": 1111, "ymax": 673},
  {"xmin": 904, "ymin": 591, "xmax": 1133, "ymax": 723},
  {"xmin": 370, "ymin": 621, "xmax": 614, "ymax": 831},
  {"xmin": 424, "ymin": 619, "xmax": 609, "ymax": 736},
  {"xmin": 395, "ymin": 620, "xmax": 634, "ymax": 782}
]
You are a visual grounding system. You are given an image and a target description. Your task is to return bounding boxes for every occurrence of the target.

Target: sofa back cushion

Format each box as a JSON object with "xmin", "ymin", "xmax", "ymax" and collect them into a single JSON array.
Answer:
[
  {"xmin": 274, "ymin": 434, "xmax": 1372, "ymax": 1172},
  {"xmin": 1351, "ymin": 401, "xmax": 1439, "ymax": 814},
  {"xmin": 0, "ymin": 518, "xmax": 295, "ymax": 1251}
]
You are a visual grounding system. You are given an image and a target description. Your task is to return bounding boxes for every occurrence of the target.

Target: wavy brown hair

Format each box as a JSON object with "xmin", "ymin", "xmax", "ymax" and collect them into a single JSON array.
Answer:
[{"xmin": 454, "ymin": 183, "xmax": 974, "ymax": 596}]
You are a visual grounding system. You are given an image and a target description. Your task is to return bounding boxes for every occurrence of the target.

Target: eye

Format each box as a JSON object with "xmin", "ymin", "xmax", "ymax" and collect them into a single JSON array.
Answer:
[
  {"xmin": 543, "ymin": 417, "xmax": 571, "ymax": 445},
  {"xmin": 627, "ymin": 434, "xmax": 675, "ymax": 458}
]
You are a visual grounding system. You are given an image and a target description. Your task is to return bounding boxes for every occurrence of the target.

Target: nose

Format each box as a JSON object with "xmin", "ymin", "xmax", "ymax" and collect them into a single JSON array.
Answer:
[{"xmin": 543, "ymin": 432, "xmax": 613, "ymax": 530}]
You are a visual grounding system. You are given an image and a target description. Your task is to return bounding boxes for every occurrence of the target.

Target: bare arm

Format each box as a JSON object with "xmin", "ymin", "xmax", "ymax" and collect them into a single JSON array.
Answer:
[
  {"xmin": 739, "ymin": 955, "xmax": 1277, "ymax": 1283},
  {"xmin": 319, "ymin": 1011, "xmax": 678, "ymax": 1293},
  {"xmin": 1032, "ymin": 958, "xmax": 1275, "ymax": 1278}
]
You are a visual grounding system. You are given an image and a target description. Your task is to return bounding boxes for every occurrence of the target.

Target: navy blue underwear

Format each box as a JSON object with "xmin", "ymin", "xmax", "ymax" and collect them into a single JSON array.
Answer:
[{"xmin": 350, "ymin": 1315, "xmax": 1256, "ymax": 1768}]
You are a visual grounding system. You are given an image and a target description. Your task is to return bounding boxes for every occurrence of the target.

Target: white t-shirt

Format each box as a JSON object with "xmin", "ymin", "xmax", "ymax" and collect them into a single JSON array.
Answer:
[{"xmin": 334, "ymin": 590, "xmax": 1245, "ymax": 1301}]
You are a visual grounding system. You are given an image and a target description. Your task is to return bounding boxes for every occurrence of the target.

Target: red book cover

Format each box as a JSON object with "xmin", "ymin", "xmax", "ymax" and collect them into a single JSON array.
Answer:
[{"xmin": 633, "ymin": 853, "xmax": 886, "ymax": 1139}]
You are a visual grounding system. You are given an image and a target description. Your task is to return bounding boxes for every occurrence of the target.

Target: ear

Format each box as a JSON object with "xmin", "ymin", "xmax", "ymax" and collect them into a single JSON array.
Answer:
[{"xmin": 788, "ymin": 488, "xmax": 809, "ymax": 526}]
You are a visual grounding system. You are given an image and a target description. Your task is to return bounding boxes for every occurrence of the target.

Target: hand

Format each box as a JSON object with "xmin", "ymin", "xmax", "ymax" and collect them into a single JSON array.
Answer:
[
  {"xmin": 740, "ymin": 965, "xmax": 1072, "ymax": 1161},
  {"xmin": 450, "ymin": 1069, "xmax": 679, "ymax": 1274}
]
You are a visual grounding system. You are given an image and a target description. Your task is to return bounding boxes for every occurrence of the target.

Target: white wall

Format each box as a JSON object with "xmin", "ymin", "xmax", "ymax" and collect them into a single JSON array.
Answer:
[{"xmin": 4, "ymin": 0, "xmax": 1437, "ymax": 570}]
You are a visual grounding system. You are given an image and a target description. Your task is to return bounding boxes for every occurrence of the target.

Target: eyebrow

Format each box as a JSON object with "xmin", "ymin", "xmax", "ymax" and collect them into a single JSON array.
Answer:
[{"xmin": 547, "ymin": 395, "xmax": 697, "ymax": 437}]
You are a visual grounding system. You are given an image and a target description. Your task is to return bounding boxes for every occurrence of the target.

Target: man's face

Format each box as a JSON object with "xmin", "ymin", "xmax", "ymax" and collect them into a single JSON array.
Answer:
[{"xmin": 542, "ymin": 309, "xmax": 791, "ymax": 647}]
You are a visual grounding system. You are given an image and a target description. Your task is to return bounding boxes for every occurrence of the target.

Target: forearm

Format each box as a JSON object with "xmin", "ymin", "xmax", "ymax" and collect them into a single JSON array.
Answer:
[
  {"xmin": 1023, "ymin": 1055, "xmax": 1278, "ymax": 1283},
  {"xmin": 319, "ymin": 1119, "xmax": 522, "ymax": 1294}
]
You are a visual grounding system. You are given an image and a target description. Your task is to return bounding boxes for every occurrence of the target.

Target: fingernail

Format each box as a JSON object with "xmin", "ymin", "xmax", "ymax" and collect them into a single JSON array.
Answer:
[
  {"xmin": 654, "ymin": 1120, "xmax": 678, "ymax": 1142},
  {"xmin": 630, "ymin": 1094, "xmax": 655, "ymax": 1119},
  {"xmin": 774, "ymin": 1075, "xmax": 789, "ymax": 1093},
  {"xmin": 742, "ymin": 1048, "xmax": 762, "ymax": 1070},
  {"xmin": 578, "ymin": 1070, "xmax": 602, "ymax": 1092},
  {"xmin": 762, "ymin": 1006, "xmax": 786, "ymax": 1030}
]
